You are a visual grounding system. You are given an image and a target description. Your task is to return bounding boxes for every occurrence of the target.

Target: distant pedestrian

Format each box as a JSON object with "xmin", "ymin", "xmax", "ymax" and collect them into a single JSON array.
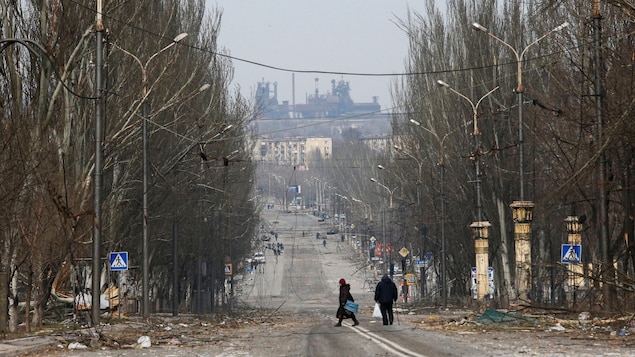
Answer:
[
  {"xmin": 335, "ymin": 278, "xmax": 359, "ymax": 327},
  {"xmin": 323, "ymin": 239, "xmax": 327, "ymax": 248},
  {"xmin": 374, "ymin": 274, "xmax": 398, "ymax": 325}
]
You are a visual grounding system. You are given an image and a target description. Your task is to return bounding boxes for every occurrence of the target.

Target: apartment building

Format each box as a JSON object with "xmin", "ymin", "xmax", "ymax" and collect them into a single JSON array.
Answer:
[{"xmin": 255, "ymin": 137, "xmax": 332, "ymax": 169}]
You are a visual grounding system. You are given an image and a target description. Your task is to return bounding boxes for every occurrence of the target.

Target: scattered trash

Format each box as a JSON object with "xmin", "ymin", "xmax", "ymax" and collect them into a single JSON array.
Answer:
[
  {"xmin": 68, "ymin": 342, "xmax": 88, "ymax": 349},
  {"xmin": 610, "ymin": 328, "xmax": 628, "ymax": 336},
  {"xmin": 137, "ymin": 335, "xmax": 151, "ymax": 348},
  {"xmin": 476, "ymin": 309, "xmax": 537, "ymax": 325},
  {"xmin": 578, "ymin": 311, "xmax": 591, "ymax": 322},
  {"xmin": 455, "ymin": 318, "xmax": 468, "ymax": 326},
  {"xmin": 546, "ymin": 324, "xmax": 566, "ymax": 332}
]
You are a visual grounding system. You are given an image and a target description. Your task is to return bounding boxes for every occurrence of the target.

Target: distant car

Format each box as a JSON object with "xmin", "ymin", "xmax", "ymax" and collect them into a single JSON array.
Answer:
[
  {"xmin": 326, "ymin": 227, "xmax": 339, "ymax": 234},
  {"xmin": 253, "ymin": 252, "xmax": 266, "ymax": 263},
  {"xmin": 260, "ymin": 234, "xmax": 271, "ymax": 241},
  {"xmin": 318, "ymin": 218, "xmax": 325, "ymax": 222}
]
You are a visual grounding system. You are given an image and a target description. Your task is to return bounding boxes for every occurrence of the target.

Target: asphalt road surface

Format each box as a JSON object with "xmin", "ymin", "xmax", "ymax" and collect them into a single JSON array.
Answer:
[
  {"xmin": 32, "ymin": 203, "xmax": 635, "ymax": 356},
  {"xmin": 233, "ymin": 205, "xmax": 476, "ymax": 356}
]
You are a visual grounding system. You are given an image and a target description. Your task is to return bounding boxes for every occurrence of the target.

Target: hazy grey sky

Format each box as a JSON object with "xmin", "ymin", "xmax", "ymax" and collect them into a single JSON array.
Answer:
[{"xmin": 207, "ymin": 1, "xmax": 429, "ymax": 112}]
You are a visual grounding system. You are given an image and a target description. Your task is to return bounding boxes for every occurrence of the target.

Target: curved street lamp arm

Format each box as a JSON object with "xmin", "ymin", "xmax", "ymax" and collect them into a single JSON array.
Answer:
[
  {"xmin": 112, "ymin": 33, "xmax": 188, "ymax": 98},
  {"xmin": 475, "ymin": 86, "xmax": 500, "ymax": 110},
  {"xmin": 371, "ymin": 178, "xmax": 395, "ymax": 208},
  {"xmin": 438, "ymin": 80, "xmax": 499, "ymax": 135},
  {"xmin": 473, "ymin": 22, "xmax": 568, "ymax": 91},
  {"xmin": 393, "ymin": 144, "xmax": 423, "ymax": 183}
]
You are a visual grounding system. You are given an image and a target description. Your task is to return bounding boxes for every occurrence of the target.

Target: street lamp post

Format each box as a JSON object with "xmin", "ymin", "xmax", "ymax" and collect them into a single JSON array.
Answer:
[
  {"xmin": 351, "ymin": 196, "xmax": 373, "ymax": 264},
  {"xmin": 93, "ymin": 1, "xmax": 105, "ymax": 325},
  {"xmin": 113, "ymin": 32, "xmax": 188, "ymax": 318},
  {"xmin": 351, "ymin": 197, "xmax": 372, "ymax": 221},
  {"xmin": 370, "ymin": 177, "xmax": 397, "ymax": 209},
  {"xmin": 370, "ymin": 177, "xmax": 398, "ymax": 275},
  {"xmin": 392, "ymin": 145, "xmax": 425, "ymax": 301},
  {"xmin": 335, "ymin": 193, "xmax": 350, "ymax": 242},
  {"xmin": 472, "ymin": 21, "xmax": 567, "ymax": 301},
  {"xmin": 437, "ymin": 80, "xmax": 498, "ymax": 301},
  {"xmin": 408, "ymin": 119, "xmax": 472, "ymax": 308},
  {"xmin": 393, "ymin": 146, "xmax": 423, "ymax": 185},
  {"xmin": 436, "ymin": 80, "xmax": 498, "ymax": 223}
]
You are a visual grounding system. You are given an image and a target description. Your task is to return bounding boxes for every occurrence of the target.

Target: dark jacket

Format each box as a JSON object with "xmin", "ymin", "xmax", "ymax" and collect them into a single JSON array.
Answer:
[
  {"xmin": 339, "ymin": 283, "xmax": 354, "ymax": 305},
  {"xmin": 374, "ymin": 275, "xmax": 398, "ymax": 304}
]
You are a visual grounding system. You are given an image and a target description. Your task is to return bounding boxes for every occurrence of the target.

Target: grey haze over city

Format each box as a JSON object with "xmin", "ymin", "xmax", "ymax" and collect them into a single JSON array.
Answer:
[{"xmin": 209, "ymin": 0, "xmax": 432, "ymax": 111}]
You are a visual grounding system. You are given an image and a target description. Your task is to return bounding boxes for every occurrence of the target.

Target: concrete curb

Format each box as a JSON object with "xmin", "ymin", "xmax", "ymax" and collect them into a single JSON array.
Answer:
[{"xmin": 0, "ymin": 335, "xmax": 61, "ymax": 357}]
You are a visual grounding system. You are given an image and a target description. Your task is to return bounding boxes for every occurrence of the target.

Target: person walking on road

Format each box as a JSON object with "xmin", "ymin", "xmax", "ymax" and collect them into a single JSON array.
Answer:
[
  {"xmin": 335, "ymin": 278, "xmax": 359, "ymax": 327},
  {"xmin": 374, "ymin": 274, "xmax": 398, "ymax": 325}
]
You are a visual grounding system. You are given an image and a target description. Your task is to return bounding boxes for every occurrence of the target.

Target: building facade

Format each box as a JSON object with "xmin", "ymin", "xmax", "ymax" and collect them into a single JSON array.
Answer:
[{"xmin": 255, "ymin": 137, "xmax": 332, "ymax": 169}]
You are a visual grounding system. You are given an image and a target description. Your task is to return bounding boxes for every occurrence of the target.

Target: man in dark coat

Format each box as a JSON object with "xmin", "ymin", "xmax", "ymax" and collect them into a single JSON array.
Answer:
[
  {"xmin": 374, "ymin": 274, "xmax": 398, "ymax": 325},
  {"xmin": 336, "ymin": 278, "xmax": 359, "ymax": 327}
]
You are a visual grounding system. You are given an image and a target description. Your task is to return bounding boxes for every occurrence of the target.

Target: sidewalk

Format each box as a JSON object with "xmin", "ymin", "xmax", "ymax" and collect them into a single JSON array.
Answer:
[
  {"xmin": 0, "ymin": 335, "xmax": 60, "ymax": 356},
  {"xmin": 0, "ymin": 321, "xmax": 144, "ymax": 356}
]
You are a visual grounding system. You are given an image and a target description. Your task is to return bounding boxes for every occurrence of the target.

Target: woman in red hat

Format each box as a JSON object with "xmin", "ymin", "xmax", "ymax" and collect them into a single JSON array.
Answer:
[{"xmin": 335, "ymin": 278, "xmax": 359, "ymax": 327}]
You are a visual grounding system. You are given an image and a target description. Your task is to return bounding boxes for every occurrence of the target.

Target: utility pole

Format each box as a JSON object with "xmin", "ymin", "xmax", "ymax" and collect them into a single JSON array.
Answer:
[
  {"xmin": 592, "ymin": 0, "xmax": 613, "ymax": 308},
  {"xmin": 437, "ymin": 80, "xmax": 498, "ymax": 302},
  {"xmin": 473, "ymin": 20, "xmax": 567, "ymax": 303},
  {"xmin": 92, "ymin": 0, "xmax": 105, "ymax": 326}
]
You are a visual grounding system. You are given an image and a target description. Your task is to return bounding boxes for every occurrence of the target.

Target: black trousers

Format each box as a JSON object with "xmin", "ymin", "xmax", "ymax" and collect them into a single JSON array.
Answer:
[
  {"xmin": 336, "ymin": 306, "xmax": 358, "ymax": 324},
  {"xmin": 379, "ymin": 302, "xmax": 394, "ymax": 325}
]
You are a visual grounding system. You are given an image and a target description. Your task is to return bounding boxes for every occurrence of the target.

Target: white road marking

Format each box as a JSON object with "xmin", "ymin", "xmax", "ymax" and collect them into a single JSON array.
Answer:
[{"xmin": 348, "ymin": 325, "xmax": 428, "ymax": 357}]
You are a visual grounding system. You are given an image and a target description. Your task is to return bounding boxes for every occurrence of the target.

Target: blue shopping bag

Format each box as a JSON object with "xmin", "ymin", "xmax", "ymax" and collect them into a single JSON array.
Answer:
[{"xmin": 344, "ymin": 300, "xmax": 358, "ymax": 314}]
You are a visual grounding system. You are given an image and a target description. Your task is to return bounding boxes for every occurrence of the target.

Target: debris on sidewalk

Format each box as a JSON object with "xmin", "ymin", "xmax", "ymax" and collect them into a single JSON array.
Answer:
[{"xmin": 476, "ymin": 309, "xmax": 537, "ymax": 325}]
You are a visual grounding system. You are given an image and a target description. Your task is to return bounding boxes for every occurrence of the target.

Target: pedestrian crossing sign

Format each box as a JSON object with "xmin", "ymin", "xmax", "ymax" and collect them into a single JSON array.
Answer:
[
  {"xmin": 109, "ymin": 251, "xmax": 129, "ymax": 271},
  {"xmin": 561, "ymin": 244, "xmax": 582, "ymax": 264}
]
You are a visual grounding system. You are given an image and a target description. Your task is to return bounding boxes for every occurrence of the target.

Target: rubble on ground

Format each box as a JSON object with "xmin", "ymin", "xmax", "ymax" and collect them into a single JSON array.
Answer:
[
  {"xmin": 407, "ymin": 305, "xmax": 635, "ymax": 346},
  {"xmin": 25, "ymin": 307, "xmax": 302, "ymax": 354}
]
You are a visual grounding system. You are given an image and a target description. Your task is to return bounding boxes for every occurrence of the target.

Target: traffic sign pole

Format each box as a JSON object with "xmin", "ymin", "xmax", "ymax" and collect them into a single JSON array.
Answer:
[{"xmin": 108, "ymin": 252, "xmax": 129, "ymax": 318}]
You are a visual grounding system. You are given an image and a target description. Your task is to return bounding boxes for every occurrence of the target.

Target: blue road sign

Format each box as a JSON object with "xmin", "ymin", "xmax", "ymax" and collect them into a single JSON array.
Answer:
[
  {"xmin": 561, "ymin": 244, "xmax": 582, "ymax": 264},
  {"xmin": 109, "ymin": 251, "xmax": 128, "ymax": 271}
]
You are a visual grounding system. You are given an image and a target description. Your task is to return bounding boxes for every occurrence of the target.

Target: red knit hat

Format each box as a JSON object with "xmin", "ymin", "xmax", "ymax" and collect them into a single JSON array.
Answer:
[{"xmin": 339, "ymin": 278, "xmax": 346, "ymax": 285}]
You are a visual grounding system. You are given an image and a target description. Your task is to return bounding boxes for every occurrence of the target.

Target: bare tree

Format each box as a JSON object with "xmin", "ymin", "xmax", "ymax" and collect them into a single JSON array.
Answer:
[
  {"xmin": 391, "ymin": 0, "xmax": 635, "ymax": 310},
  {"xmin": 0, "ymin": 0, "xmax": 257, "ymax": 331}
]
